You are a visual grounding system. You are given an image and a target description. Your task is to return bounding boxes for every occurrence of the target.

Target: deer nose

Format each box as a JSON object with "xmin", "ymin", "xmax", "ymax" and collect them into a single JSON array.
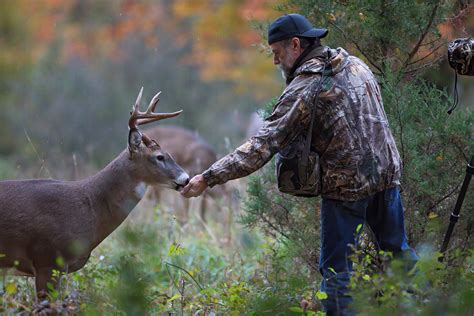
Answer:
[
  {"xmin": 176, "ymin": 172, "xmax": 190, "ymax": 186},
  {"xmin": 174, "ymin": 174, "xmax": 190, "ymax": 191}
]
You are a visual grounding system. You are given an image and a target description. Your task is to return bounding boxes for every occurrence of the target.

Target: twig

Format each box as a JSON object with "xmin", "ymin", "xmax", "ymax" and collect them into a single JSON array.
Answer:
[
  {"xmin": 451, "ymin": 141, "xmax": 469, "ymax": 163},
  {"xmin": 72, "ymin": 153, "xmax": 79, "ymax": 180},
  {"xmin": 24, "ymin": 128, "xmax": 52, "ymax": 178},
  {"xmin": 427, "ymin": 185, "xmax": 460, "ymax": 211},
  {"xmin": 9, "ymin": 298, "xmax": 32, "ymax": 313},
  {"xmin": 424, "ymin": 128, "xmax": 434, "ymax": 155},
  {"xmin": 419, "ymin": 37, "xmax": 445, "ymax": 47},
  {"xmin": 328, "ymin": 21, "xmax": 384, "ymax": 75},
  {"xmin": 407, "ymin": 41, "xmax": 446, "ymax": 66},
  {"xmin": 461, "ymin": 224, "xmax": 471, "ymax": 252},
  {"xmin": 259, "ymin": 212, "xmax": 290, "ymax": 240},
  {"xmin": 403, "ymin": 56, "xmax": 444, "ymax": 75},
  {"xmin": 403, "ymin": 3, "xmax": 440, "ymax": 67},
  {"xmin": 164, "ymin": 262, "xmax": 203, "ymax": 291},
  {"xmin": 392, "ymin": 87, "xmax": 406, "ymax": 164},
  {"xmin": 165, "ymin": 263, "xmax": 179, "ymax": 293}
]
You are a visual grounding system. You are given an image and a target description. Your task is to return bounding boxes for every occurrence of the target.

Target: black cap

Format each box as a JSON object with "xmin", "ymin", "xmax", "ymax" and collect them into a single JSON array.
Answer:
[{"xmin": 268, "ymin": 13, "xmax": 328, "ymax": 45}]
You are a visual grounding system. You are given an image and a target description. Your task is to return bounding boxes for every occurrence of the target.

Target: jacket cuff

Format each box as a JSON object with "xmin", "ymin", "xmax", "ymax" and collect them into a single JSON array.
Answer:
[{"xmin": 202, "ymin": 169, "xmax": 218, "ymax": 188}]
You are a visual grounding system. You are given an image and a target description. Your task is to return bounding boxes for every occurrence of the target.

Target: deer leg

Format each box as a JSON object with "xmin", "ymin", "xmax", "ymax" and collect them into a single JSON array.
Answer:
[
  {"xmin": 200, "ymin": 193, "xmax": 208, "ymax": 223},
  {"xmin": 224, "ymin": 193, "xmax": 234, "ymax": 244},
  {"xmin": 183, "ymin": 195, "xmax": 190, "ymax": 223},
  {"xmin": 35, "ymin": 267, "xmax": 57, "ymax": 299}
]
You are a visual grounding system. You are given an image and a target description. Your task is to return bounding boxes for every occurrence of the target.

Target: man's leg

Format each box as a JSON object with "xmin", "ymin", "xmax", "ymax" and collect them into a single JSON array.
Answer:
[
  {"xmin": 319, "ymin": 198, "xmax": 367, "ymax": 315},
  {"xmin": 365, "ymin": 186, "xmax": 418, "ymax": 267}
]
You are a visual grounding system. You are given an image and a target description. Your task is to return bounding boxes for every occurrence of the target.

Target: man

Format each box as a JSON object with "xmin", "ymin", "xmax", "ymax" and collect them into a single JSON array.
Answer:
[{"xmin": 181, "ymin": 13, "xmax": 418, "ymax": 315}]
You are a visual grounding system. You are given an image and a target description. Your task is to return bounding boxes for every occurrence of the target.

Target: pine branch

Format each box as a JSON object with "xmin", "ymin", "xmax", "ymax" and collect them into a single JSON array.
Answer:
[
  {"xmin": 407, "ymin": 41, "xmax": 446, "ymax": 66},
  {"xmin": 403, "ymin": 3, "xmax": 440, "ymax": 68},
  {"xmin": 328, "ymin": 20, "xmax": 384, "ymax": 76}
]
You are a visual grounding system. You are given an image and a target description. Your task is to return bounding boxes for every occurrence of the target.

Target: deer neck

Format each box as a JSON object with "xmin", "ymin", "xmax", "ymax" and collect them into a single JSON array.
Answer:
[{"xmin": 85, "ymin": 150, "xmax": 147, "ymax": 239}]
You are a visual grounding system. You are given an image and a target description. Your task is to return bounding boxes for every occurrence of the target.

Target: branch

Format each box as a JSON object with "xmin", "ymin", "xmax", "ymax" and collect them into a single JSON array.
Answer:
[
  {"xmin": 427, "ymin": 185, "xmax": 459, "ymax": 212},
  {"xmin": 403, "ymin": 55, "xmax": 444, "ymax": 75},
  {"xmin": 462, "ymin": 222, "xmax": 472, "ymax": 252},
  {"xmin": 395, "ymin": 88, "xmax": 406, "ymax": 163},
  {"xmin": 403, "ymin": 3, "xmax": 440, "ymax": 67},
  {"xmin": 407, "ymin": 40, "xmax": 446, "ymax": 66},
  {"xmin": 259, "ymin": 211, "xmax": 290, "ymax": 240},
  {"xmin": 328, "ymin": 21, "xmax": 384, "ymax": 76},
  {"xmin": 165, "ymin": 261, "xmax": 204, "ymax": 291},
  {"xmin": 445, "ymin": 3, "xmax": 472, "ymax": 22}
]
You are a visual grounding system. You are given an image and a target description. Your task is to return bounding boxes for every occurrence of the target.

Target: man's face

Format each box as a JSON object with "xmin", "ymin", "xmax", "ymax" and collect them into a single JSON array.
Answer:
[{"xmin": 270, "ymin": 38, "xmax": 302, "ymax": 79}]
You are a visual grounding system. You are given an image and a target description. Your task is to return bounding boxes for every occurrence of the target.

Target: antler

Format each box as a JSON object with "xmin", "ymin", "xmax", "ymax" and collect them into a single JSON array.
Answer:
[{"xmin": 128, "ymin": 87, "xmax": 182, "ymax": 129}]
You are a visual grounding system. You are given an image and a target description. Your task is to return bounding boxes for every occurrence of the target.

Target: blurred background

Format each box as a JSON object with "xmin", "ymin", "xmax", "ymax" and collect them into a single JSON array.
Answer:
[
  {"xmin": 0, "ymin": 0, "xmax": 283, "ymax": 180},
  {"xmin": 0, "ymin": 0, "xmax": 471, "ymax": 180}
]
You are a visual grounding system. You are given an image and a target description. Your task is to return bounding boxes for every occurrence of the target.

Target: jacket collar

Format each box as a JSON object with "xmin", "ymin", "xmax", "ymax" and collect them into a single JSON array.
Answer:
[{"xmin": 286, "ymin": 45, "xmax": 328, "ymax": 84}]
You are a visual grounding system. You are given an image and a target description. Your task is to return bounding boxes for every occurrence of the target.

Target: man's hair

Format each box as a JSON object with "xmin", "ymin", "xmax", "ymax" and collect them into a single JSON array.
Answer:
[{"xmin": 282, "ymin": 37, "xmax": 320, "ymax": 50}]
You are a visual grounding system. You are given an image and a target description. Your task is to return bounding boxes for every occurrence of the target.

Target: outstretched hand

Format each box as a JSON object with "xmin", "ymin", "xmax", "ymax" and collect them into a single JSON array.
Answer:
[{"xmin": 180, "ymin": 174, "xmax": 208, "ymax": 198}]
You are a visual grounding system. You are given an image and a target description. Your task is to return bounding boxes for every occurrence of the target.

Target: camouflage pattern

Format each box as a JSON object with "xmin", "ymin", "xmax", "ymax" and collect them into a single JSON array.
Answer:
[
  {"xmin": 202, "ymin": 45, "xmax": 402, "ymax": 201},
  {"xmin": 448, "ymin": 37, "xmax": 474, "ymax": 76},
  {"xmin": 276, "ymin": 141, "xmax": 321, "ymax": 197}
]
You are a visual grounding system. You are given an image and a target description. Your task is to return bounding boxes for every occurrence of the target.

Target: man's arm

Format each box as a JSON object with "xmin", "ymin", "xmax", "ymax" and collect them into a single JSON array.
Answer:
[{"xmin": 181, "ymin": 75, "xmax": 316, "ymax": 197}]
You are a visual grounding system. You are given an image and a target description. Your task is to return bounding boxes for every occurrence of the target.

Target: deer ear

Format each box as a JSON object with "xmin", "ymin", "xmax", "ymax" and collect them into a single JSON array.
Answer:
[{"xmin": 128, "ymin": 128, "xmax": 143, "ymax": 153}]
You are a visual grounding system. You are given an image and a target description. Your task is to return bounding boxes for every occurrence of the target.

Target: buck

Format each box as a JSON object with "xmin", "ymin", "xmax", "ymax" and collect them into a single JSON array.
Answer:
[
  {"xmin": 0, "ymin": 88, "xmax": 189, "ymax": 297},
  {"xmin": 144, "ymin": 125, "xmax": 230, "ymax": 223}
]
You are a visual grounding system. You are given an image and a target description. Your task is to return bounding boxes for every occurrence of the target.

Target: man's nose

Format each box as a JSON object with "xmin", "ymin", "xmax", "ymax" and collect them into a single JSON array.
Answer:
[{"xmin": 273, "ymin": 56, "xmax": 279, "ymax": 65}]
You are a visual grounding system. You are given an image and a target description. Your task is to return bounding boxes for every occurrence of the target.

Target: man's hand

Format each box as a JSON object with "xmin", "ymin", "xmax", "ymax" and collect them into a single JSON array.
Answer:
[{"xmin": 180, "ymin": 174, "xmax": 208, "ymax": 198}]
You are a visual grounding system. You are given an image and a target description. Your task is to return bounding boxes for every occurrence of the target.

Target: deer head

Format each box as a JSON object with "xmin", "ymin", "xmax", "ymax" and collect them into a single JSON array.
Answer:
[{"xmin": 127, "ymin": 87, "xmax": 189, "ymax": 190}]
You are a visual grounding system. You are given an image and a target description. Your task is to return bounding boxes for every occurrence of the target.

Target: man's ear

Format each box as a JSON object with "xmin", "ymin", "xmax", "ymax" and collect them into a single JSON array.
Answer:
[{"xmin": 292, "ymin": 37, "xmax": 301, "ymax": 51}]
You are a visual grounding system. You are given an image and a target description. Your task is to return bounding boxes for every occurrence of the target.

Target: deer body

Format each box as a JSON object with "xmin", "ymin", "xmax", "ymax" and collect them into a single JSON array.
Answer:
[
  {"xmin": 144, "ymin": 126, "xmax": 231, "ymax": 223},
  {"xmin": 146, "ymin": 126, "xmax": 217, "ymax": 177},
  {"xmin": 0, "ymin": 88, "xmax": 189, "ymax": 297}
]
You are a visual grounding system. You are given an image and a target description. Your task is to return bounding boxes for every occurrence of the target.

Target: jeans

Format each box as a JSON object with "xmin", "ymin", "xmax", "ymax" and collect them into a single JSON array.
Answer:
[{"xmin": 319, "ymin": 186, "xmax": 418, "ymax": 315}]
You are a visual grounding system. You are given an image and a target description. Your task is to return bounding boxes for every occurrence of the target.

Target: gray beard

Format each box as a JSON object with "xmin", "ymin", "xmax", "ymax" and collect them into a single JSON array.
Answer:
[{"xmin": 278, "ymin": 65, "xmax": 290, "ymax": 80}]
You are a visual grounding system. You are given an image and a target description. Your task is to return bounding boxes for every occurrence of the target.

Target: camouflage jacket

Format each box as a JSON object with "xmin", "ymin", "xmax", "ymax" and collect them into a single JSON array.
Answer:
[{"xmin": 202, "ymin": 45, "xmax": 401, "ymax": 201}]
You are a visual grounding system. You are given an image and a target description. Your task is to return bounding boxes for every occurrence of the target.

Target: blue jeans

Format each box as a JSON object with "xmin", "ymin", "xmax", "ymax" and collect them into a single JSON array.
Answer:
[{"xmin": 319, "ymin": 186, "xmax": 418, "ymax": 315}]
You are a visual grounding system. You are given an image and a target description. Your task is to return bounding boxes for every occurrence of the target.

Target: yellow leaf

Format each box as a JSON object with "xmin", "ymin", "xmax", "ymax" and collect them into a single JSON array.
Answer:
[
  {"xmin": 428, "ymin": 212, "xmax": 438, "ymax": 219},
  {"xmin": 316, "ymin": 291, "xmax": 328, "ymax": 300},
  {"xmin": 6, "ymin": 282, "xmax": 17, "ymax": 295},
  {"xmin": 168, "ymin": 293, "xmax": 181, "ymax": 302}
]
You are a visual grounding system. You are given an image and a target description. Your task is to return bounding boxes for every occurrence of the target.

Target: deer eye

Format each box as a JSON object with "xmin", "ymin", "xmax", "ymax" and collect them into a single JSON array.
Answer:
[{"xmin": 156, "ymin": 154, "xmax": 165, "ymax": 161}]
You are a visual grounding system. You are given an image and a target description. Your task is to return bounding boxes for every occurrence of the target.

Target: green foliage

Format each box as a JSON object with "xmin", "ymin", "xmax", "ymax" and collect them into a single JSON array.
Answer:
[
  {"xmin": 348, "ymin": 247, "xmax": 474, "ymax": 315},
  {"xmin": 0, "ymin": 210, "xmax": 264, "ymax": 314},
  {"xmin": 244, "ymin": 241, "xmax": 323, "ymax": 315},
  {"xmin": 286, "ymin": 0, "xmax": 456, "ymax": 77},
  {"xmin": 381, "ymin": 72, "xmax": 474, "ymax": 247},
  {"xmin": 242, "ymin": 157, "xmax": 321, "ymax": 272}
]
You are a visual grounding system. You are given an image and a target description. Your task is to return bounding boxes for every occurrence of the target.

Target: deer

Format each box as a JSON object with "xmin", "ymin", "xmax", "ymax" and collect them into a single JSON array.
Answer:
[
  {"xmin": 143, "ymin": 125, "xmax": 232, "ymax": 225},
  {"xmin": 0, "ymin": 88, "xmax": 189, "ymax": 298}
]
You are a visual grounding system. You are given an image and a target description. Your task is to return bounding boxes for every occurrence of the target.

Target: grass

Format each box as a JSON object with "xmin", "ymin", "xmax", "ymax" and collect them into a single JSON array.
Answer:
[{"xmin": 0, "ymin": 184, "xmax": 271, "ymax": 315}]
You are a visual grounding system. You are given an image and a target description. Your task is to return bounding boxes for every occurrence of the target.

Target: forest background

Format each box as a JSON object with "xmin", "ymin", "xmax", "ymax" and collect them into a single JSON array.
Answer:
[{"xmin": 0, "ymin": 0, "xmax": 473, "ymax": 315}]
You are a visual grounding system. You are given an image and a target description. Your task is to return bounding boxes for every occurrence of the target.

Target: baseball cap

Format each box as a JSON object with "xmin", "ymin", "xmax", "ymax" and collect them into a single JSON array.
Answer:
[{"xmin": 268, "ymin": 13, "xmax": 328, "ymax": 45}]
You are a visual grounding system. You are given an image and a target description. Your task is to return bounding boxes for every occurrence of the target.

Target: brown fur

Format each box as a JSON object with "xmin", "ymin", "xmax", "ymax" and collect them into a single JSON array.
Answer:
[
  {"xmin": 0, "ymin": 129, "xmax": 188, "ymax": 298},
  {"xmin": 144, "ymin": 126, "xmax": 230, "ymax": 223}
]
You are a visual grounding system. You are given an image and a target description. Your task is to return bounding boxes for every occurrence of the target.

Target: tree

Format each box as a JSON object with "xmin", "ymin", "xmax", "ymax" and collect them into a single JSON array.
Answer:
[{"xmin": 171, "ymin": 0, "xmax": 286, "ymax": 100}]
